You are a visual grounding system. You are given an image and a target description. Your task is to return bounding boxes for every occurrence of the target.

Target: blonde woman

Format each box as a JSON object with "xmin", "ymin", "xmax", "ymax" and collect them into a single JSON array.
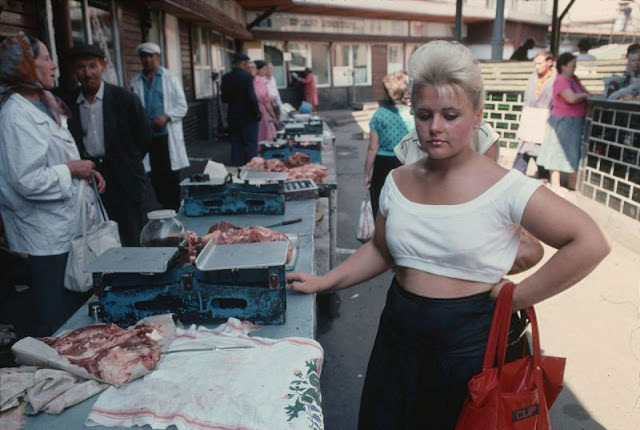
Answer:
[{"xmin": 287, "ymin": 41, "xmax": 610, "ymax": 429}]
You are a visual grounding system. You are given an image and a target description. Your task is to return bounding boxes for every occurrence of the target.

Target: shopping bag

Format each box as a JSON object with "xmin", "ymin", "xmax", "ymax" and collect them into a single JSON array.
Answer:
[
  {"xmin": 64, "ymin": 179, "xmax": 121, "ymax": 292},
  {"xmin": 516, "ymin": 107, "xmax": 550, "ymax": 144},
  {"xmin": 356, "ymin": 197, "xmax": 375, "ymax": 242},
  {"xmin": 455, "ymin": 283, "xmax": 566, "ymax": 430}
]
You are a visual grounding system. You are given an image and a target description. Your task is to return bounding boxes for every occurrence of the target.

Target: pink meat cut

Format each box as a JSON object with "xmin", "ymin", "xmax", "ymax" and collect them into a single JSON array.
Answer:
[
  {"xmin": 42, "ymin": 323, "xmax": 162, "ymax": 385},
  {"xmin": 245, "ymin": 155, "xmax": 327, "ymax": 183},
  {"xmin": 203, "ymin": 221, "xmax": 293, "ymax": 263}
]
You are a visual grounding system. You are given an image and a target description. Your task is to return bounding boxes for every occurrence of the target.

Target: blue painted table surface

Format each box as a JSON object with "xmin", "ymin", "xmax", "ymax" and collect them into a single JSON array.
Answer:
[{"xmin": 24, "ymin": 199, "xmax": 318, "ymax": 430}]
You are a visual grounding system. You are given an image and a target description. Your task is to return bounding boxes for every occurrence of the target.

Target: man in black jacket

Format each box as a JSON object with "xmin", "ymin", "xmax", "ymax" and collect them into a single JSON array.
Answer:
[
  {"xmin": 64, "ymin": 44, "xmax": 151, "ymax": 246},
  {"xmin": 220, "ymin": 52, "xmax": 261, "ymax": 166}
]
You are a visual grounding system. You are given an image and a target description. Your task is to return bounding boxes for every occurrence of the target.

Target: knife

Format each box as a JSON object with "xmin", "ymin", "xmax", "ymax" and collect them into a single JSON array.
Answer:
[
  {"xmin": 164, "ymin": 345, "xmax": 255, "ymax": 355},
  {"xmin": 265, "ymin": 218, "xmax": 302, "ymax": 228}
]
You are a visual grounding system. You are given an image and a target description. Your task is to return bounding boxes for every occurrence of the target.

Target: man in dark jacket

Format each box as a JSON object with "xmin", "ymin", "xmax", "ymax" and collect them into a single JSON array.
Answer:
[
  {"xmin": 63, "ymin": 43, "xmax": 151, "ymax": 246},
  {"xmin": 220, "ymin": 52, "xmax": 261, "ymax": 166}
]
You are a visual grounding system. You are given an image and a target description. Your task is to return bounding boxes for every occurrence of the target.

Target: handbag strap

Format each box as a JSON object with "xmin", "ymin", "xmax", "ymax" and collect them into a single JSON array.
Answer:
[
  {"xmin": 482, "ymin": 282, "xmax": 544, "ymax": 374},
  {"xmin": 88, "ymin": 175, "xmax": 110, "ymax": 223},
  {"xmin": 481, "ymin": 282, "xmax": 515, "ymax": 370},
  {"xmin": 77, "ymin": 176, "xmax": 110, "ymax": 241}
]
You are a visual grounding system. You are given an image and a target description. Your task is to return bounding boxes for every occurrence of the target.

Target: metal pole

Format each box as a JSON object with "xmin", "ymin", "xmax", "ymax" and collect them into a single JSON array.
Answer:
[
  {"xmin": 491, "ymin": 0, "xmax": 506, "ymax": 61},
  {"xmin": 551, "ymin": 0, "xmax": 559, "ymax": 56},
  {"xmin": 454, "ymin": 0, "xmax": 463, "ymax": 42}
]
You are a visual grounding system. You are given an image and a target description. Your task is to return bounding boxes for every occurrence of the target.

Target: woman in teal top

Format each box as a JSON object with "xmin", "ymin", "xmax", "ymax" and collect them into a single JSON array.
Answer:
[{"xmin": 364, "ymin": 71, "xmax": 414, "ymax": 217}]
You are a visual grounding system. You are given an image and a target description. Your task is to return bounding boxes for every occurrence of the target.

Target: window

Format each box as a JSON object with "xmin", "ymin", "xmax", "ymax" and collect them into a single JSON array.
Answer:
[
  {"xmin": 288, "ymin": 42, "xmax": 309, "ymax": 71},
  {"xmin": 286, "ymin": 42, "xmax": 330, "ymax": 87},
  {"xmin": 387, "ymin": 44, "xmax": 404, "ymax": 74},
  {"xmin": 69, "ymin": 0, "xmax": 121, "ymax": 84},
  {"xmin": 310, "ymin": 43, "xmax": 330, "ymax": 87},
  {"xmin": 192, "ymin": 27, "xmax": 228, "ymax": 99},
  {"xmin": 332, "ymin": 43, "xmax": 370, "ymax": 86},
  {"xmin": 405, "ymin": 43, "xmax": 420, "ymax": 70},
  {"xmin": 192, "ymin": 26, "xmax": 212, "ymax": 99},
  {"xmin": 210, "ymin": 31, "xmax": 227, "ymax": 94},
  {"xmin": 264, "ymin": 42, "xmax": 285, "ymax": 88}
]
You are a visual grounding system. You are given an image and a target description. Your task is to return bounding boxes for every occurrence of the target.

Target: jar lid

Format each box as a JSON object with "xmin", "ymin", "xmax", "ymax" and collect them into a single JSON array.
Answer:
[{"xmin": 147, "ymin": 209, "xmax": 177, "ymax": 220}]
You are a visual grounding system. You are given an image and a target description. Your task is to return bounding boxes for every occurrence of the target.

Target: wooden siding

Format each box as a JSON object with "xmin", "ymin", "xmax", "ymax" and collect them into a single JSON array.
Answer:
[
  {"xmin": 371, "ymin": 44, "xmax": 387, "ymax": 102},
  {"xmin": 0, "ymin": 0, "xmax": 38, "ymax": 38},
  {"xmin": 119, "ymin": 2, "xmax": 145, "ymax": 85}
]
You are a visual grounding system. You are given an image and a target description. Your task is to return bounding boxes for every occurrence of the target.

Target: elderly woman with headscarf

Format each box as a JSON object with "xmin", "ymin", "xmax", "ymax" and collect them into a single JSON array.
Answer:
[
  {"xmin": 364, "ymin": 71, "xmax": 414, "ymax": 218},
  {"xmin": 0, "ymin": 33, "xmax": 105, "ymax": 336}
]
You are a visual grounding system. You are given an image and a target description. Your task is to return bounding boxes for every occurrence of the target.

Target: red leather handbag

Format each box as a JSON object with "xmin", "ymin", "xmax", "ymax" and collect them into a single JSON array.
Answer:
[{"xmin": 455, "ymin": 283, "xmax": 566, "ymax": 429}]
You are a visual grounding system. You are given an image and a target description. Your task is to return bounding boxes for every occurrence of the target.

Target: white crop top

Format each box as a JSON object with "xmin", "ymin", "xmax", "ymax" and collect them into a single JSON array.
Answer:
[{"xmin": 379, "ymin": 169, "xmax": 542, "ymax": 283}]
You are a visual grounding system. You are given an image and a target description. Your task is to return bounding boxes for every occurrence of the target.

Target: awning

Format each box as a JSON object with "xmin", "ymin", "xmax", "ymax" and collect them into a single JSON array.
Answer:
[{"xmin": 145, "ymin": 0, "xmax": 253, "ymax": 40}]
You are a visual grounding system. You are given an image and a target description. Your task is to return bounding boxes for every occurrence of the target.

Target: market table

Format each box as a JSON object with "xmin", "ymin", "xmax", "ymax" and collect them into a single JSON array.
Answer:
[{"xmin": 23, "ymin": 199, "xmax": 318, "ymax": 430}]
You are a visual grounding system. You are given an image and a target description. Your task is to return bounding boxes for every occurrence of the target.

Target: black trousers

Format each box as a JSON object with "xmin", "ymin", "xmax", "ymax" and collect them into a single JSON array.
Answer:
[
  {"xmin": 229, "ymin": 121, "xmax": 259, "ymax": 167},
  {"xmin": 92, "ymin": 158, "xmax": 143, "ymax": 246},
  {"xmin": 369, "ymin": 155, "xmax": 402, "ymax": 218},
  {"xmin": 149, "ymin": 135, "xmax": 181, "ymax": 211},
  {"xmin": 28, "ymin": 253, "xmax": 88, "ymax": 337}
]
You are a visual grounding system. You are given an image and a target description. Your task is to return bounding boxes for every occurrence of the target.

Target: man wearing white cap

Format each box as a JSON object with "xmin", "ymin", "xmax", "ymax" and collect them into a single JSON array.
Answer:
[{"xmin": 129, "ymin": 42, "xmax": 189, "ymax": 211}]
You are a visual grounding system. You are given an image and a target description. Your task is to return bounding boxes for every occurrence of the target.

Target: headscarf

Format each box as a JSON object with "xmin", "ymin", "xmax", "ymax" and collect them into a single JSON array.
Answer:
[{"xmin": 0, "ymin": 32, "xmax": 69, "ymax": 126}]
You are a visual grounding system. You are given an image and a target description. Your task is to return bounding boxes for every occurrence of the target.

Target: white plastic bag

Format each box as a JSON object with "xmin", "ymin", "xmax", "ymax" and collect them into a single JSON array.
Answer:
[
  {"xmin": 64, "ymin": 180, "xmax": 121, "ymax": 292},
  {"xmin": 356, "ymin": 198, "xmax": 375, "ymax": 242}
]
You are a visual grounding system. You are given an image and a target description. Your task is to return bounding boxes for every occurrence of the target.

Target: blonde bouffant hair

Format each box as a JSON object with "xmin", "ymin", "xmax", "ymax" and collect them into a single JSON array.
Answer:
[{"xmin": 408, "ymin": 41, "xmax": 485, "ymax": 112}]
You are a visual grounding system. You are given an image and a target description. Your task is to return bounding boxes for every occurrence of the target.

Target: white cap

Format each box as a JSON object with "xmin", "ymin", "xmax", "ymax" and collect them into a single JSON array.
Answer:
[{"xmin": 136, "ymin": 42, "xmax": 161, "ymax": 55}]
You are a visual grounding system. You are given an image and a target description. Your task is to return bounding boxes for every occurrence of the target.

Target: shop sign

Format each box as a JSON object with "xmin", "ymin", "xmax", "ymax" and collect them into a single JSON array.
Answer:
[{"xmin": 250, "ymin": 12, "xmax": 409, "ymax": 36}]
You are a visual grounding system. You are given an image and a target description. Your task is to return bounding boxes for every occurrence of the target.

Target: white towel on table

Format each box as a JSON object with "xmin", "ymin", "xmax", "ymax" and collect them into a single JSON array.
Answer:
[{"xmin": 86, "ymin": 318, "xmax": 325, "ymax": 430}]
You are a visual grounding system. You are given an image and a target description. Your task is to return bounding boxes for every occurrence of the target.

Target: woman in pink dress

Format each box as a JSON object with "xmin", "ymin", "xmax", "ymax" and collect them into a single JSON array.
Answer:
[{"xmin": 250, "ymin": 61, "xmax": 278, "ymax": 142}]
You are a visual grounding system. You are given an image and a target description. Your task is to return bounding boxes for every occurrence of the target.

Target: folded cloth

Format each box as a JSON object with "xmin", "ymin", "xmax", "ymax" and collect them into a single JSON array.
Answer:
[
  {"xmin": 0, "ymin": 367, "xmax": 37, "ymax": 411},
  {"xmin": 26, "ymin": 369, "xmax": 107, "ymax": 414},
  {"xmin": 0, "ymin": 402, "xmax": 27, "ymax": 430},
  {"xmin": 0, "ymin": 367, "xmax": 107, "ymax": 416},
  {"xmin": 86, "ymin": 318, "xmax": 325, "ymax": 430}
]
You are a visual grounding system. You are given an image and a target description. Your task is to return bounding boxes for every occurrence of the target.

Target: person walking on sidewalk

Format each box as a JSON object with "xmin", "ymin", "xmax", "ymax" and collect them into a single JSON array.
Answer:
[
  {"xmin": 287, "ymin": 40, "xmax": 610, "ymax": 429},
  {"xmin": 511, "ymin": 50, "xmax": 555, "ymax": 179},
  {"xmin": 364, "ymin": 71, "xmax": 413, "ymax": 218},
  {"xmin": 221, "ymin": 52, "xmax": 261, "ymax": 166},
  {"xmin": 130, "ymin": 42, "xmax": 189, "ymax": 211},
  {"xmin": 537, "ymin": 52, "xmax": 590, "ymax": 190}
]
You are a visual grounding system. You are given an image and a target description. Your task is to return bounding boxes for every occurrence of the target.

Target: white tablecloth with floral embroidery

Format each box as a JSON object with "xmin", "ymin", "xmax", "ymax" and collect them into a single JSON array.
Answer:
[{"xmin": 85, "ymin": 318, "xmax": 324, "ymax": 430}]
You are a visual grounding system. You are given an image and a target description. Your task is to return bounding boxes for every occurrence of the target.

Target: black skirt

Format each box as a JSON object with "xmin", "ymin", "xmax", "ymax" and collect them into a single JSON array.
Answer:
[{"xmin": 358, "ymin": 278, "xmax": 526, "ymax": 430}]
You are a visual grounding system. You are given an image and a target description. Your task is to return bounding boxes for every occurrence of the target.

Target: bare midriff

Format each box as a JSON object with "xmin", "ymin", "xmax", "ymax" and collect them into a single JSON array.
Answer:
[{"xmin": 395, "ymin": 266, "xmax": 495, "ymax": 299}]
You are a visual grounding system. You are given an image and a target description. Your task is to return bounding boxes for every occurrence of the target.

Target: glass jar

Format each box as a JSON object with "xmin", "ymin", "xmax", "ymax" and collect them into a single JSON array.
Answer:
[{"xmin": 140, "ymin": 210, "xmax": 186, "ymax": 247}]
